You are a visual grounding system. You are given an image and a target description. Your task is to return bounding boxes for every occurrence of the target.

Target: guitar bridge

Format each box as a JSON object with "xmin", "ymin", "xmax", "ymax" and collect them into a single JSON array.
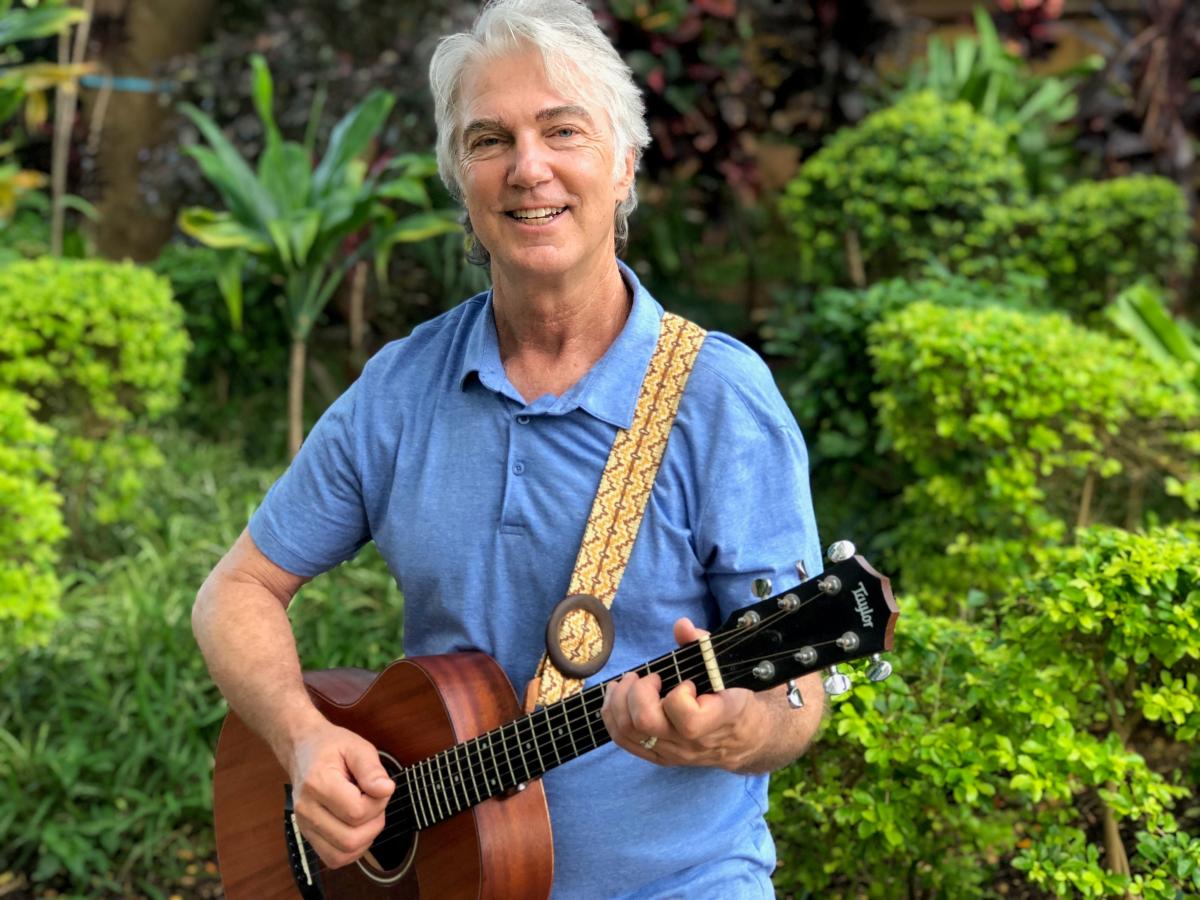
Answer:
[{"xmin": 283, "ymin": 784, "xmax": 325, "ymax": 899}]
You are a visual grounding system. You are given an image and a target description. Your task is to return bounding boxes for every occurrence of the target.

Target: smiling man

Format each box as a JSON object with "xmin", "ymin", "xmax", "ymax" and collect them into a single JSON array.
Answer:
[{"xmin": 192, "ymin": 2, "xmax": 824, "ymax": 897}]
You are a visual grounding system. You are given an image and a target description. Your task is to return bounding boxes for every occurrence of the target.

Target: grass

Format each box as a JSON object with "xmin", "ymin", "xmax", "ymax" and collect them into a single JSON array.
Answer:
[{"xmin": 0, "ymin": 428, "xmax": 404, "ymax": 897}]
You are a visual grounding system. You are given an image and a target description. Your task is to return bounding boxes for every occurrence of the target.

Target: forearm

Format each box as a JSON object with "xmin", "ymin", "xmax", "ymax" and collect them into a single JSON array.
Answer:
[
  {"xmin": 735, "ymin": 672, "xmax": 825, "ymax": 775},
  {"xmin": 192, "ymin": 537, "xmax": 323, "ymax": 767}
]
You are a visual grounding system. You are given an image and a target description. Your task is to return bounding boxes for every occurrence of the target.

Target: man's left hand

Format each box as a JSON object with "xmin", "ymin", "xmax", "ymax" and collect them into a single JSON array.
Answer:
[{"xmin": 601, "ymin": 617, "xmax": 768, "ymax": 772}]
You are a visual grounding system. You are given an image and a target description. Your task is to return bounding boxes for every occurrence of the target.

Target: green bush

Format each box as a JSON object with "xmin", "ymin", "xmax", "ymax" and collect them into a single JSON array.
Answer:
[
  {"xmin": 769, "ymin": 600, "xmax": 1191, "ymax": 898},
  {"xmin": 0, "ymin": 430, "xmax": 405, "ymax": 896},
  {"xmin": 0, "ymin": 389, "xmax": 65, "ymax": 648},
  {"xmin": 762, "ymin": 269, "xmax": 1043, "ymax": 556},
  {"xmin": 780, "ymin": 91, "xmax": 1026, "ymax": 287},
  {"xmin": 868, "ymin": 301, "xmax": 1200, "ymax": 600},
  {"xmin": 954, "ymin": 175, "xmax": 1194, "ymax": 319},
  {"xmin": 0, "ymin": 257, "xmax": 190, "ymax": 534}
]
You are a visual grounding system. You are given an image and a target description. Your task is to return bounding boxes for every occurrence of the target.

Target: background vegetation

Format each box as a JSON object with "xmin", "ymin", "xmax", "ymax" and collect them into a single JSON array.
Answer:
[{"xmin": 2, "ymin": 0, "xmax": 1198, "ymax": 897}]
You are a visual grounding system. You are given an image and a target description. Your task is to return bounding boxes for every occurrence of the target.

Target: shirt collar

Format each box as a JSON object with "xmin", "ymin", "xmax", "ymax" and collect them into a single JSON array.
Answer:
[{"xmin": 457, "ymin": 259, "xmax": 663, "ymax": 430}]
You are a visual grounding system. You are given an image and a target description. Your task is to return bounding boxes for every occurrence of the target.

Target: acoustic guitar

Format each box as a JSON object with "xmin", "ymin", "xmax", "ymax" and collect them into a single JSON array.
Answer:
[{"xmin": 211, "ymin": 551, "xmax": 898, "ymax": 899}]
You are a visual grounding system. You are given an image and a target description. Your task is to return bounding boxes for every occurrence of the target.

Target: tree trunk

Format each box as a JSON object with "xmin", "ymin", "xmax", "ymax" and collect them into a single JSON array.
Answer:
[
  {"xmin": 1102, "ymin": 793, "xmax": 1132, "ymax": 878},
  {"xmin": 288, "ymin": 337, "xmax": 307, "ymax": 459}
]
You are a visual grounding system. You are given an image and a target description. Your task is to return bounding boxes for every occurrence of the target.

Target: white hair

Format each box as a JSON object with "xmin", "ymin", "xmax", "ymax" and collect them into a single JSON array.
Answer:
[{"xmin": 428, "ymin": 0, "xmax": 651, "ymax": 264}]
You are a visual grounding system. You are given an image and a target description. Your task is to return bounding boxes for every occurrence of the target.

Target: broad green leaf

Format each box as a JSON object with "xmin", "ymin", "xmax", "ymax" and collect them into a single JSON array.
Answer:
[
  {"xmin": 0, "ymin": 6, "xmax": 85, "ymax": 48},
  {"xmin": 178, "ymin": 207, "xmax": 271, "ymax": 254},
  {"xmin": 249, "ymin": 54, "xmax": 281, "ymax": 149},
  {"xmin": 180, "ymin": 103, "xmax": 277, "ymax": 227},
  {"xmin": 260, "ymin": 141, "xmax": 313, "ymax": 216},
  {"xmin": 288, "ymin": 209, "xmax": 321, "ymax": 266},
  {"xmin": 266, "ymin": 218, "xmax": 294, "ymax": 268},
  {"xmin": 312, "ymin": 89, "xmax": 394, "ymax": 198},
  {"xmin": 215, "ymin": 249, "xmax": 245, "ymax": 330},
  {"xmin": 377, "ymin": 176, "xmax": 430, "ymax": 207}
]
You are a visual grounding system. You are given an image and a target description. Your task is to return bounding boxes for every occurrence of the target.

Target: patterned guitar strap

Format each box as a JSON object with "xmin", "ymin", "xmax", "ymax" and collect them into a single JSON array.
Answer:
[{"xmin": 525, "ymin": 312, "xmax": 707, "ymax": 712}]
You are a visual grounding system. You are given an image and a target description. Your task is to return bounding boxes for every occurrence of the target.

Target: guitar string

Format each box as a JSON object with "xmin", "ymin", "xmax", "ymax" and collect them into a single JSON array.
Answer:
[
  {"xmin": 355, "ymin": 592, "xmax": 842, "ymax": 858},
  {"xmin": 301, "ymin": 587, "xmax": 872, "ymax": 877}
]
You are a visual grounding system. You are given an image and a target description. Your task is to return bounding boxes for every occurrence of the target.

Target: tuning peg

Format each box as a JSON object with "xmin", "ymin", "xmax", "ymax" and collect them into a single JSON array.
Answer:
[
  {"xmin": 794, "ymin": 559, "xmax": 808, "ymax": 581},
  {"xmin": 826, "ymin": 540, "xmax": 857, "ymax": 564},
  {"xmin": 866, "ymin": 653, "xmax": 893, "ymax": 683},
  {"xmin": 785, "ymin": 679, "xmax": 805, "ymax": 709},
  {"xmin": 752, "ymin": 577, "xmax": 773, "ymax": 599},
  {"xmin": 823, "ymin": 665, "xmax": 852, "ymax": 696}
]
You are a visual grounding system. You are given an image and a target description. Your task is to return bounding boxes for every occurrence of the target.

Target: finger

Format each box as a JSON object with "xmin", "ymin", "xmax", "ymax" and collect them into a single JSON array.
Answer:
[
  {"xmin": 624, "ymin": 672, "xmax": 672, "ymax": 738},
  {"xmin": 297, "ymin": 800, "xmax": 386, "ymax": 865},
  {"xmin": 662, "ymin": 683, "xmax": 749, "ymax": 741},
  {"xmin": 673, "ymin": 617, "xmax": 708, "ymax": 647},
  {"xmin": 313, "ymin": 756, "xmax": 390, "ymax": 826},
  {"xmin": 344, "ymin": 740, "xmax": 395, "ymax": 800}
]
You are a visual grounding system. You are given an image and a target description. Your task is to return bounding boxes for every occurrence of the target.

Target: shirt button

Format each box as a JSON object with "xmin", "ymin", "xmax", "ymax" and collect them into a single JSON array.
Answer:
[
  {"xmin": 516, "ymin": 415, "xmax": 530, "ymax": 425},
  {"xmin": 512, "ymin": 461, "xmax": 525, "ymax": 475}
]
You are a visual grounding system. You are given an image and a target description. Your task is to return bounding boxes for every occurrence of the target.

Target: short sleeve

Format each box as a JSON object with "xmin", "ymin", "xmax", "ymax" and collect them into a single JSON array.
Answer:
[
  {"xmin": 691, "ymin": 370, "xmax": 823, "ymax": 618},
  {"xmin": 248, "ymin": 381, "xmax": 370, "ymax": 577}
]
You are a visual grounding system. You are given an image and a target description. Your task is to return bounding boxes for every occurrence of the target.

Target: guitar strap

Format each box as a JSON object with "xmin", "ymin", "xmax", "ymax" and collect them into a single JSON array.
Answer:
[{"xmin": 526, "ymin": 311, "xmax": 707, "ymax": 711}]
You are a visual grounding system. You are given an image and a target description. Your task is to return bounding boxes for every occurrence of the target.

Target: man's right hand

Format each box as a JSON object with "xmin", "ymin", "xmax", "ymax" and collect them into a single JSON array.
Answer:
[{"xmin": 287, "ymin": 721, "xmax": 396, "ymax": 869}]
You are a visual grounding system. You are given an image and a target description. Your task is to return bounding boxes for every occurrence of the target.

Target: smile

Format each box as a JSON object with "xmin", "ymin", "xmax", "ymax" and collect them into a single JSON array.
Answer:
[{"xmin": 506, "ymin": 207, "xmax": 567, "ymax": 224}]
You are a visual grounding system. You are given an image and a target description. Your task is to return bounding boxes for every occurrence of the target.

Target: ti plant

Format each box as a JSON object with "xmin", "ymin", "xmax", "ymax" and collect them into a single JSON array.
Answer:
[
  {"xmin": 179, "ymin": 54, "xmax": 460, "ymax": 457},
  {"xmin": 896, "ymin": 5, "xmax": 1096, "ymax": 195},
  {"xmin": 0, "ymin": 0, "xmax": 92, "ymax": 219}
]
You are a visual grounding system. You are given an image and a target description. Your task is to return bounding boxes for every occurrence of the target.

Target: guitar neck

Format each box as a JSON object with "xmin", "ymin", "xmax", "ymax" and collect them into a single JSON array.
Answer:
[{"xmin": 399, "ymin": 643, "xmax": 716, "ymax": 831}]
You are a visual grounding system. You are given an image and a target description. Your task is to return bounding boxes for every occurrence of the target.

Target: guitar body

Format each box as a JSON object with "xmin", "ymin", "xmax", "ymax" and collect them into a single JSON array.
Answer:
[{"xmin": 212, "ymin": 653, "xmax": 554, "ymax": 900}]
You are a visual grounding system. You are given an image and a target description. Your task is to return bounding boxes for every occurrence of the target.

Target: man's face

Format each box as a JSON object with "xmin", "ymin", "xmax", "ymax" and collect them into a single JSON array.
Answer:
[{"xmin": 457, "ymin": 48, "xmax": 634, "ymax": 280}]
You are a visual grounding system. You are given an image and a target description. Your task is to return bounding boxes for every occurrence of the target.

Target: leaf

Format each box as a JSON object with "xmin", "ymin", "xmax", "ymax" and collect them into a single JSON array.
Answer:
[
  {"xmin": 0, "ymin": 6, "xmax": 86, "ymax": 48},
  {"xmin": 215, "ymin": 249, "xmax": 245, "ymax": 331},
  {"xmin": 377, "ymin": 176, "xmax": 430, "ymax": 208},
  {"xmin": 179, "ymin": 103, "xmax": 277, "ymax": 227},
  {"xmin": 311, "ymin": 89, "xmax": 395, "ymax": 199},
  {"xmin": 178, "ymin": 207, "xmax": 271, "ymax": 254}
]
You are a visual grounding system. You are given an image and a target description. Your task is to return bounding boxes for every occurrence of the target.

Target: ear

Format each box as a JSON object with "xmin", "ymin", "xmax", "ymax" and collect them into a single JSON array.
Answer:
[{"xmin": 616, "ymin": 147, "xmax": 636, "ymax": 203}]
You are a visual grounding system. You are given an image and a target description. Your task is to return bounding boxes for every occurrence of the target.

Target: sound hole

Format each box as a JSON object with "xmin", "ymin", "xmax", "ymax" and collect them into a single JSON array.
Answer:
[{"xmin": 357, "ymin": 751, "xmax": 418, "ymax": 884}]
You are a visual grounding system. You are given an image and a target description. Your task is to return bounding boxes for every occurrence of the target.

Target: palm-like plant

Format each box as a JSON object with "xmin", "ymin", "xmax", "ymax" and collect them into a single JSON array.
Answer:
[{"xmin": 179, "ymin": 55, "xmax": 460, "ymax": 457}]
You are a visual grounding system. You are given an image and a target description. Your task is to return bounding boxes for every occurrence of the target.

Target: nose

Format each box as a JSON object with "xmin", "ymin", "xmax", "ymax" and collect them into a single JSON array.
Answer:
[{"xmin": 507, "ymin": 134, "xmax": 553, "ymax": 190}]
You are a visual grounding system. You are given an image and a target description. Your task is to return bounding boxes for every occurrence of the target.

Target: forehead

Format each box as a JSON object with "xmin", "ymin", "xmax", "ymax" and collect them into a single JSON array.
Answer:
[{"xmin": 459, "ymin": 48, "xmax": 606, "ymax": 130}]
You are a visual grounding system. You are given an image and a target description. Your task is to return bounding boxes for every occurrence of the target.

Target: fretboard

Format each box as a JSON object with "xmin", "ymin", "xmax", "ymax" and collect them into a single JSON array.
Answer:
[{"xmin": 396, "ymin": 642, "xmax": 715, "ymax": 831}]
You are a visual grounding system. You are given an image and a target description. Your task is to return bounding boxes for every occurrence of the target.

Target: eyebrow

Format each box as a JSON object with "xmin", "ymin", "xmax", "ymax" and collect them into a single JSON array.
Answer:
[{"xmin": 461, "ymin": 105, "xmax": 595, "ymax": 145}]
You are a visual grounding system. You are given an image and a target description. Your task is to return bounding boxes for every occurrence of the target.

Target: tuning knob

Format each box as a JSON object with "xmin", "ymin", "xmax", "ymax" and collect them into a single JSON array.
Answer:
[
  {"xmin": 826, "ymin": 540, "xmax": 857, "ymax": 563},
  {"xmin": 866, "ymin": 653, "xmax": 893, "ymax": 683},
  {"xmin": 823, "ymin": 665, "xmax": 852, "ymax": 696},
  {"xmin": 785, "ymin": 679, "xmax": 805, "ymax": 709},
  {"xmin": 752, "ymin": 577, "xmax": 773, "ymax": 599}
]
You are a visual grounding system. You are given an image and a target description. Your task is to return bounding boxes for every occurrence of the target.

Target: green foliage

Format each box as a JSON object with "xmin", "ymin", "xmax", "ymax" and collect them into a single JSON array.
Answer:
[
  {"xmin": 1007, "ymin": 525, "xmax": 1200, "ymax": 744},
  {"xmin": 894, "ymin": 6, "xmax": 1092, "ymax": 195},
  {"xmin": 979, "ymin": 175, "xmax": 1194, "ymax": 320},
  {"xmin": 769, "ymin": 602, "xmax": 1190, "ymax": 897},
  {"xmin": 780, "ymin": 91, "xmax": 1026, "ymax": 288},
  {"xmin": 0, "ymin": 430, "xmax": 405, "ymax": 895},
  {"xmin": 0, "ymin": 257, "xmax": 189, "ymax": 534},
  {"xmin": 0, "ymin": 388, "xmax": 65, "ymax": 648},
  {"xmin": 762, "ymin": 269, "xmax": 1044, "ymax": 554},
  {"xmin": 1109, "ymin": 281, "xmax": 1200, "ymax": 379},
  {"xmin": 868, "ymin": 301, "xmax": 1200, "ymax": 600}
]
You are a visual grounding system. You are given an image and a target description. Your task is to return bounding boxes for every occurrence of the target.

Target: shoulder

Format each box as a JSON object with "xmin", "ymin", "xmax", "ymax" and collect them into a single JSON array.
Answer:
[
  {"xmin": 355, "ymin": 292, "xmax": 489, "ymax": 394},
  {"xmin": 683, "ymin": 330, "xmax": 795, "ymax": 437}
]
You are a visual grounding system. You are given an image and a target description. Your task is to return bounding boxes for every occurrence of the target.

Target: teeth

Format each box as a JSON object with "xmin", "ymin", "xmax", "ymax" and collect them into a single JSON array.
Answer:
[{"xmin": 511, "ymin": 207, "xmax": 565, "ymax": 219}]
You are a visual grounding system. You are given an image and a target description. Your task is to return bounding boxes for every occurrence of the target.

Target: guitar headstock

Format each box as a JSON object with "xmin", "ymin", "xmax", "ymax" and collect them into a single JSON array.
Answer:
[{"xmin": 711, "ymin": 546, "xmax": 898, "ymax": 696}]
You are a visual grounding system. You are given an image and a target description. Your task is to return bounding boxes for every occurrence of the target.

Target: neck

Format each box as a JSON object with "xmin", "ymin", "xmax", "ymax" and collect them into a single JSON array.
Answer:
[{"xmin": 489, "ymin": 256, "xmax": 631, "ymax": 402}]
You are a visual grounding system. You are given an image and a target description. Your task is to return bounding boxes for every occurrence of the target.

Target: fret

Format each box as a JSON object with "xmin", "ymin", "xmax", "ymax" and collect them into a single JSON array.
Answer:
[
  {"xmin": 442, "ymin": 749, "xmax": 463, "ymax": 814},
  {"xmin": 527, "ymin": 710, "xmax": 547, "ymax": 776},
  {"xmin": 562, "ymin": 698, "xmax": 580, "ymax": 760},
  {"xmin": 511, "ymin": 719, "xmax": 532, "ymax": 782},
  {"xmin": 485, "ymin": 730, "xmax": 502, "ymax": 793},
  {"xmin": 416, "ymin": 762, "xmax": 437, "ymax": 826},
  {"xmin": 462, "ymin": 739, "xmax": 482, "ymax": 805},
  {"xmin": 451, "ymin": 744, "xmax": 470, "ymax": 808},
  {"xmin": 672, "ymin": 648, "xmax": 684, "ymax": 687},
  {"xmin": 544, "ymin": 706, "xmax": 563, "ymax": 767},
  {"xmin": 403, "ymin": 766, "xmax": 427, "ymax": 830},
  {"xmin": 426, "ymin": 758, "xmax": 445, "ymax": 821},
  {"xmin": 578, "ymin": 690, "xmax": 598, "ymax": 748},
  {"xmin": 498, "ymin": 723, "xmax": 518, "ymax": 788}
]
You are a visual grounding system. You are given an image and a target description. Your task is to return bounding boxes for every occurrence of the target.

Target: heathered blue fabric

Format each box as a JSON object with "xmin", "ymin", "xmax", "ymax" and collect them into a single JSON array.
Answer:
[{"xmin": 248, "ymin": 261, "xmax": 822, "ymax": 899}]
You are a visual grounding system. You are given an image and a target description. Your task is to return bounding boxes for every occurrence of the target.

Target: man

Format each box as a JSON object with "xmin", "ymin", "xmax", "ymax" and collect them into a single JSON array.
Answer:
[{"xmin": 192, "ymin": 1, "xmax": 824, "ymax": 896}]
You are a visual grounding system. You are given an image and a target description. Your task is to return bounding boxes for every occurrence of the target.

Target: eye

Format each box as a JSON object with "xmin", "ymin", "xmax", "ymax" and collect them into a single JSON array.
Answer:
[{"xmin": 553, "ymin": 126, "xmax": 577, "ymax": 138}]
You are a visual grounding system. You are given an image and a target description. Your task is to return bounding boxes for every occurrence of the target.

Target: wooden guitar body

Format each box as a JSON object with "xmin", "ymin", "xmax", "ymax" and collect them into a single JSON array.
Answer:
[{"xmin": 212, "ymin": 653, "xmax": 554, "ymax": 900}]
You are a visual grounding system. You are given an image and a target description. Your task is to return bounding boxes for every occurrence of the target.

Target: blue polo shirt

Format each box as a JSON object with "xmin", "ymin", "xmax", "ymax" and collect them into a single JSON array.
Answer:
[{"xmin": 249, "ymin": 261, "xmax": 821, "ymax": 899}]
